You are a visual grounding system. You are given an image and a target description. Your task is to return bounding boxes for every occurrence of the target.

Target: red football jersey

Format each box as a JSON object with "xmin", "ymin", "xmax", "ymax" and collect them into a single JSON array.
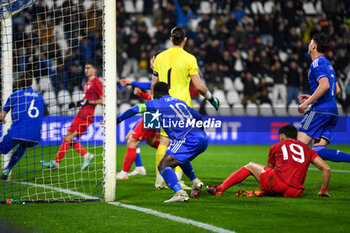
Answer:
[
  {"xmin": 268, "ymin": 139, "xmax": 318, "ymax": 190},
  {"xmin": 78, "ymin": 76, "xmax": 103, "ymax": 117}
]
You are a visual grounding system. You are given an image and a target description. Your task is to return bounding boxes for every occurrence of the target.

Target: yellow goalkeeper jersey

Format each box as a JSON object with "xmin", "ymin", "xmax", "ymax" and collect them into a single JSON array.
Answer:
[{"xmin": 153, "ymin": 47, "xmax": 198, "ymax": 107}]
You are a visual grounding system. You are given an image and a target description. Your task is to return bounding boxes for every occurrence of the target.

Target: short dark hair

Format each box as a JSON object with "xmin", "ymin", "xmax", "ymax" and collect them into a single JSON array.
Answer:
[
  {"xmin": 153, "ymin": 82, "xmax": 169, "ymax": 99},
  {"xmin": 312, "ymin": 33, "xmax": 330, "ymax": 53},
  {"xmin": 170, "ymin": 27, "xmax": 186, "ymax": 45},
  {"xmin": 86, "ymin": 61, "xmax": 96, "ymax": 67},
  {"xmin": 15, "ymin": 72, "xmax": 33, "ymax": 90},
  {"xmin": 278, "ymin": 124, "xmax": 298, "ymax": 140}
]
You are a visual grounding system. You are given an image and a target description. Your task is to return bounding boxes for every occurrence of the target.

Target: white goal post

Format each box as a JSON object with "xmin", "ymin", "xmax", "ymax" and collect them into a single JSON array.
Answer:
[
  {"xmin": 1, "ymin": 16, "xmax": 13, "ymax": 180},
  {"xmin": 103, "ymin": 0, "xmax": 117, "ymax": 202}
]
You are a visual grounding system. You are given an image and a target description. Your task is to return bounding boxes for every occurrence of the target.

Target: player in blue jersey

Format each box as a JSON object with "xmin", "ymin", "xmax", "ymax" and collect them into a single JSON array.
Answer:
[
  {"xmin": 116, "ymin": 79, "xmax": 159, "ymax": 179},
  {"xmin": 0, "ymin": 72, "xmax": 47, "ymax": 180},
  {"xmin": 117, "ymin": 82, "xmax": 208, "ymax": 202},
  {"xmin": 298, "ymin": 33, "xmax": 350, "ymax": 163}
]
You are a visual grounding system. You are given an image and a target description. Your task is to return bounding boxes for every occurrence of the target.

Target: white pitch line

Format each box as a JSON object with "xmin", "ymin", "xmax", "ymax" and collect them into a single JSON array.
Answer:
[
  {"xmin": 17, "ymin": 181, "xmax": 99, "ymax": 200},
  {"xmin": 109, "ymin": 202, "xmax": 236, "ymax": 233},
  {"xmin": 20, "ymin": 182, "xmax": 236, "ymax": 233},
  {"xmin": 309, "ymin": 167, "xmax": 350, "ymax": 173}
]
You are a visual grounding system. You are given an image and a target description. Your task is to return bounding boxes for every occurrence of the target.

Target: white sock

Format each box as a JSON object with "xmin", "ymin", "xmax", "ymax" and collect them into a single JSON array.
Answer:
[
  {"xmin": 53, "ymin": 161, "xmax": 59, "ymax": 167},
  {"xmin": 120, "ymin": 170, "xmax": 128, "ymax": 176},
  {"xmin": 175, "ymin": 171, "xmax": 183, "ymax": 181},
  {"xmin": 156, "ymin": 173, "xmax": 164, "ymax": 181}
]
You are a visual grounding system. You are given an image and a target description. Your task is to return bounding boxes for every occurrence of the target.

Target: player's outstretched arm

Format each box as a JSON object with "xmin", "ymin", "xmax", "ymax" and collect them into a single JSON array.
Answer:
[
  {"xmin": 132, "ymin": 81, "xmax": 151, "ymax": 90},
  {"xmin": 298, "ymin": 77, "xmax": 329, "ymax": 113},
  {"xmin": 191, "ymin": 74, "xmax": 220, "ymax": 111},
  {"xmin": 117, "ymin": 104, "xmax": 147, "ymax": 124},
  {"xmin": 134, "ymin": 88, "xmax": 151, "ymax": 101},
  {"xmin": 120, "ymin": 79, "xmax": 152, "ymax": 90},
  {"xmin": 119, "ymin": 79, "xmax": 132, "ymax": 86},
  {"xmin": 312, "ymin": 156, "xmax": 331, "ymax": 197}
]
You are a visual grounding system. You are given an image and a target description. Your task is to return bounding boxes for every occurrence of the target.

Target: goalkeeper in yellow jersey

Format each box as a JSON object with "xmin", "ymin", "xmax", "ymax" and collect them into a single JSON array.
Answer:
[{"xmin": 151, "ymin": 26, "xmax": 220, "ymax": 189}]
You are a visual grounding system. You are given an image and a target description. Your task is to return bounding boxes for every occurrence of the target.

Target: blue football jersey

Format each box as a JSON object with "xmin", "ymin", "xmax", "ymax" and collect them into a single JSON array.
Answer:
[
  {"xmin": 308, "ymin": 55, "xmax": 338, "ymax": 114},
  {"xmin": 145, "ymin": 95, "xmax": 203, "ymax": 140},
  {"xmin": 3, "ymin": 88, "xmax": 46, "ymax": 142}
]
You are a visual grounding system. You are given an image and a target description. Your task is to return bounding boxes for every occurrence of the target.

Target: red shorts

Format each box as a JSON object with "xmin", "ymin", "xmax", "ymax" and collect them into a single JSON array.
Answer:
[
  {"xmin": 260, "ymin": 167, "xmax": 303, "ymax": 197},
  {"xmin": 131, "ymin": 119, "xmax": 158, "ymax": 141},
  {"xmin": 68, "ymin": 115, "xmax": 94, "ymax": 138}
]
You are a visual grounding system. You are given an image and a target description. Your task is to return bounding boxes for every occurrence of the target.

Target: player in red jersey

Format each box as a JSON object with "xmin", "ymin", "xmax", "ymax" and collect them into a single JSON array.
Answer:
[
  {"xmin": 116, "ymin": 86, "xmax": 160, "ymax": 180},
  {"xmin": 42, "ymin": 62, "xmax": 104, "ymax": 170},
  {"xmin": 206, "ymin": 125, "xmax": 331, "ymax": 197}
]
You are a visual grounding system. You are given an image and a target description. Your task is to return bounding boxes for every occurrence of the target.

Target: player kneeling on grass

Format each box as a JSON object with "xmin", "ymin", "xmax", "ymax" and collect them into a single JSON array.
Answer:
[
  {"xmin": 207, "ymin": 125, "xmax": 331, "ymax": 198},
  {"xmin": 117, "ymin": 82, "xmax": 208, "ymax": 202},
  {"xmin": 0, "ymin": 72, "xmax": 48, "ymax": 180}
]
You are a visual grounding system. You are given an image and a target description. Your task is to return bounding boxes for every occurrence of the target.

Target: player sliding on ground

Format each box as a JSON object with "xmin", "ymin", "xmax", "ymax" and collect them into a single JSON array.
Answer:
[
  {"xmin": 42, "ymin": 62, "xmax": 103, "ymax": 170},
  {"xmin": 297, "ymin": 33, "xmax": 350, "ymax": 163},
  {"xmin": 117, "ymin": 82, "xmax": 208, "ymax": 202},
  {"xmin": 207, "ymin": 125, "xmax": 331, "ymax": 198},
  {"xmin": 0, "ymin": 72, "xmax": 48, "ymax": 180}
]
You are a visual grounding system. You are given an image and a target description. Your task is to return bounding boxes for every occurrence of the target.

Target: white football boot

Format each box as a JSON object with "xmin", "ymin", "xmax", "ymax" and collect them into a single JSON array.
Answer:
[{"xmin": 164, "ymin": 190, "xmax": 189, "ymax": 203}]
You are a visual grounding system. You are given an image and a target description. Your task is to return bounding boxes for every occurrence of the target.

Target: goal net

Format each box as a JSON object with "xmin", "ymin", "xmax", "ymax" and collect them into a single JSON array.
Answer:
[{"xmin": 0, "ymin": 0, "xmax": 116, "ymax": 203}]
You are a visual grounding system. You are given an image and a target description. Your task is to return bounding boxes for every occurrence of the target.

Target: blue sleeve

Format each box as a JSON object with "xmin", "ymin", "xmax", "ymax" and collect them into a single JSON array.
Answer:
[
  {"xmin": 131, "ymin": 81, "xmax": 151, "ymax": 90},
  {"xmin": 314, "ymin": 60, "xmax": 329, "ymax": 81},
  {"xmin": 174, "ymin": 1, "xmax": 184, "ymax": 18},
  {"xmin": 3, "ymin": 93, "xmax": 15, "ymax": 112},
  {"xmin": 188, "ymin": 106, "xmax": 202, "ymax": 121},
  {"xmin": 144, "ymin": 100, "xmax": 156, "ymax": 112},
  {"xmin": 117, "ymin": 105, "xmax": 140, "ymax": 124},
  {"xmin": 188, "ymin": 12, "xmax": 198, "ymax": 19}
]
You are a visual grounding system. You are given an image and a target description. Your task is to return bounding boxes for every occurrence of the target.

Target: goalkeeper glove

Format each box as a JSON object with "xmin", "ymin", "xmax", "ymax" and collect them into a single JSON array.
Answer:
[
  {"xmin": 208, "ymin": 96, "xmax": 220, "ymax": 111},
  {"xmin": 68, "ymin": 99, "xmax": 88, "ymax": 109},
  {"xmin": 204, "ymin": 91, "xmax": 220, "ymax": 111}
]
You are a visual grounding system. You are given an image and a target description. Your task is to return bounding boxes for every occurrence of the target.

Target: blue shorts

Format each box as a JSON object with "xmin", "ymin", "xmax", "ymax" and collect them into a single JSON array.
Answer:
[
  {"xmin": 0, "ymin": 134, "xmax": 37, "ymax": 154},
  {"xmin": 299, "ymin": 111, "xmax": 338, "ymax": 142},
  {"xmin": 166, "ymin": 131, "xmax": 208, "ymax": 163}
]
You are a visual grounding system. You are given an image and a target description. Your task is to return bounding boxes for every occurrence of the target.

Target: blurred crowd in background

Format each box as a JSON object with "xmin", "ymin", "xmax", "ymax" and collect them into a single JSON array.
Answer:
[{"xmin": 3, "ymin": 0, "xmax": 350, "ymax": 115}]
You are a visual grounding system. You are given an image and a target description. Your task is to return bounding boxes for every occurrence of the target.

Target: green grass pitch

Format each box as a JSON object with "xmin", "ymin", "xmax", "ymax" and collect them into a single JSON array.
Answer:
[{"xmin": 0, "ymin": 144, "xmax": 350, "ymax": 233}]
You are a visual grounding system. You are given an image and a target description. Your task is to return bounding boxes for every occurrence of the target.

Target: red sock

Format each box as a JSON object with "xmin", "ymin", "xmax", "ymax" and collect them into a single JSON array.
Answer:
[
  {"xmin": 151, "ymin": 140, "xmax": 160, "ymax": 149},
  {"xmin": 217, "ymin": 167, "xmax": 251, "ymax": 192},
  {"xmin": 122, "ymin": 147, "xmax": 137, "ymax": 172},
  {"xmin": 55, "ymin": 140, "xmax": 71, "ymax": 164},
  {"xmin": 73, "ymin": 141, "xmax": 88, "ymax": 156}
]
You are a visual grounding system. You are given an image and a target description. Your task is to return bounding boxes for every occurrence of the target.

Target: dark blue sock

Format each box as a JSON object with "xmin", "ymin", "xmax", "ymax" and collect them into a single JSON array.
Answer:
[
  {"xmin": 179, "ymin": 161, "xmax": 197, "ymax": 181},
  {"xmin": 6, "ymin": 144, "xmax": 27, "ymax": 171},
  {"xmin": 160, "ymin": 166, "xmax": 182, "ymax": 192},
  {"xmin": 313, "ymin": 146, "xmax": 350, "ymax": 163},
  {"xmin": 134, "ymin": 147, "xmax": 143, "ymax": 167}
]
